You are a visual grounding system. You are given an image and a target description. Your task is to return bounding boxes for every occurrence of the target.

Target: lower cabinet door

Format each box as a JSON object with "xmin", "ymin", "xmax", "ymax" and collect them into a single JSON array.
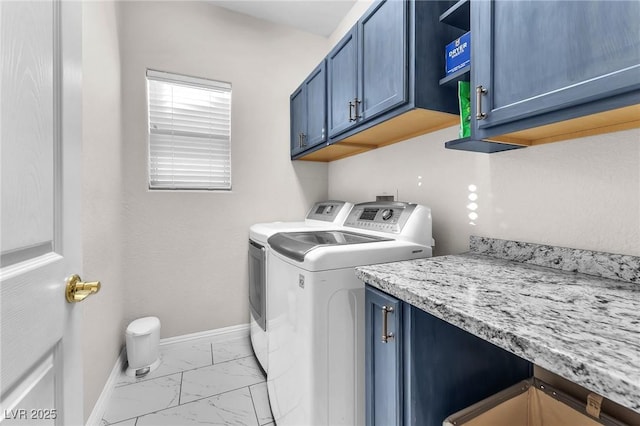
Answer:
[{"xmin": 365, "ymin": 286, "xmax": 403, "ymax": 426}]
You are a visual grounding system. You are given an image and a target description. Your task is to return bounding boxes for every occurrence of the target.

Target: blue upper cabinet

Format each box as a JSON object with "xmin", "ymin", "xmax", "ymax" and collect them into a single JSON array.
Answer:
[
  {"xmin": 328, "ymin": 27, "xmax": 359, "ymax": 139},
  {"xmin": 474, "ymin": 0, "xmax": 640, "ymax": 138},
  {"xmin": 447, "ymin": 0, "xmax": 640, "ymax": 152},
  {"xmin": 295, "ymin": 0, "xmax": 462, "ymax": 162},
  {"xmin": 290, "ymin": 60, "xmax": 327, "ymax": 157},
  {"xmin": 358, "ymin": 0, "xmax": 408, "ymax": 122},
  {"xmin": 328, "ymin": 1, "xmax": 408, "ymax": 140}
]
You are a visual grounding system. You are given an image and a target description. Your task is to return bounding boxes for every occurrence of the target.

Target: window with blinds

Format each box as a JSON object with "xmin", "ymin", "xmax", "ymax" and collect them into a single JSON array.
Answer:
[{"xmin": 147, "ymin": 70, "xmax": 232, "ymax": 190}]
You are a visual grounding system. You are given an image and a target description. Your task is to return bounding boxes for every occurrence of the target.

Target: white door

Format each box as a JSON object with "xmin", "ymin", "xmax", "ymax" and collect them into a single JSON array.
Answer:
[{"xmin": 1, "ymin": 1, "xmax": 86, "ymax": 425}]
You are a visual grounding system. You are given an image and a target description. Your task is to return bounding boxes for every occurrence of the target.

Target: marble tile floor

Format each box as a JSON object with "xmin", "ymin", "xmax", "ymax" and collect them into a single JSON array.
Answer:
[{"xmin": 102, "ymin": 335, "xmax": 274, "ymax": 425}]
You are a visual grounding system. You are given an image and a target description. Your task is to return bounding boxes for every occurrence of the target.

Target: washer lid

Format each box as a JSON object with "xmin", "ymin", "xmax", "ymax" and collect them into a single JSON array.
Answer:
[{"xmin": 268, "ymin": 230, "xmax": 391, "ymax": 262}]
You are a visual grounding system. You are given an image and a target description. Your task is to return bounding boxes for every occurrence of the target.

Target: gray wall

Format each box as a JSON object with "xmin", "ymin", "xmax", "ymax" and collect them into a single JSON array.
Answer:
[
  {"xmin": 116, "ymin": 1, "xmax": 329, "ymax": 338},
  {"xmin": 81, "ymin": 0, "xmax": 331, "ymax": 418},
  {"xmin": 82, "ymin": 0, "xmax": 126, "ymax": 419},
  {"xmin": 328, "ymin": 126, "xmax": 640, "ymax": 257}
]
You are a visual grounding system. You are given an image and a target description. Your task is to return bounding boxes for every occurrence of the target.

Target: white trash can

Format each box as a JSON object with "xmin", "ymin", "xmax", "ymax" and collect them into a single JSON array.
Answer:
[{"xmin": 125, "ymin": 316, "xmax": 161, "ymax": 377}]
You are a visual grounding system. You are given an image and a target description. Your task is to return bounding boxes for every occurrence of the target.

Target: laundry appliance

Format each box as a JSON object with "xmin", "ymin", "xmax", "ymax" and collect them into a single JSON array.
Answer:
[
  {"xmin": 248, "ymin": 200, "xmax": 353, "ymax": 372},
  {"xmin": 266, "ymin": 201, "xmax": 434, "ymax": 426}
]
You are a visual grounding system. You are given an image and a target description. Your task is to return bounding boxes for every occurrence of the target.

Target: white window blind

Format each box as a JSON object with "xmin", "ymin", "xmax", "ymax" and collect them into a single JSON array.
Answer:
[{"xmin": 147, "ymin": 69, "xmax": 232, "ymax": 190}]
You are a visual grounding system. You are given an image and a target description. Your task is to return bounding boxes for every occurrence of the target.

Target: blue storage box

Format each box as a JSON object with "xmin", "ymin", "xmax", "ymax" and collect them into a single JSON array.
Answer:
[{"xmin": 445, "ymin": 32, "xmax": 471, "ymax": 75}]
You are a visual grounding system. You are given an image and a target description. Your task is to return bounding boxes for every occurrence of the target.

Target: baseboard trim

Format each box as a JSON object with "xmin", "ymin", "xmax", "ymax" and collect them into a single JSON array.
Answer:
[
  {"xmin": 85, "ymin": 347, "xmax": 126, "ymax": 426},
  {"xmin": 159, "ymin": 323, "xmax": 250, "ymax": 346},
  {"xmin": 86, "ymin": 324, "xmax": 250, "ymax": 424}
]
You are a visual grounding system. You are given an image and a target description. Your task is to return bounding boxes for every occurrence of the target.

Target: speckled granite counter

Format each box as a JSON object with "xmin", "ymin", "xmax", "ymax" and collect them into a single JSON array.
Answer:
[{"xmin": 355, "ymin": 237, "xmax": 640, "ymax": 413}]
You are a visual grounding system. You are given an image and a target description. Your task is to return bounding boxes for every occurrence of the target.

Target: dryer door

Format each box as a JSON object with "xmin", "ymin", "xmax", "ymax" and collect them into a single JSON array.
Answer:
[{"xmin": 248, "ymin": 239, "xmax": 266, "ymax": 331}]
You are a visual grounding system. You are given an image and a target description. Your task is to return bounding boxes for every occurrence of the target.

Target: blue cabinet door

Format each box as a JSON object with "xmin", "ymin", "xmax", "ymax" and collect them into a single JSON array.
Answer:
[
  {"xmin": 473, "ymin": 0, "xmax": 640, "ymax": 137},
  {"xmin": 291, "ymin": 61, "xmax": 327, "ymax": 158},
  {"xmin": 304, "ymin": 61, "xmax": 327, "ymax": 148},
  {"xmin": 290, "ymin": 85, "xmax": 306, "ymax": 157},
  {"xmin": 358, "ymin": 0, "xmax": 408, "ymax": 121},
  {"xmin": 328, "ymin": 27, "xmax": 359, "ymax": 138},
  {"xmin": 365, "ymin": 286, "xmax": 403, "ymax": 426}
]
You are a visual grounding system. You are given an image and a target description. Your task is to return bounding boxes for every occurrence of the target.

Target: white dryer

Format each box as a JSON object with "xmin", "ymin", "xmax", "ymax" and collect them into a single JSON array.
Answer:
[
  {"xmin": 266, "ymin": 202, "xmax": 434, "ymax": 426},
  {"xmin": 248, "ymin": 201, "xmax": 353, "ymax": 373}
]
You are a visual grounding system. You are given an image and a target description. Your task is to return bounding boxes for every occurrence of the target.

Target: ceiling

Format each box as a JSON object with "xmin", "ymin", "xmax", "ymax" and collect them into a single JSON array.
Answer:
[{"xmin": 211, "ymin": 0, "xmax": 357, "ymax": 37}]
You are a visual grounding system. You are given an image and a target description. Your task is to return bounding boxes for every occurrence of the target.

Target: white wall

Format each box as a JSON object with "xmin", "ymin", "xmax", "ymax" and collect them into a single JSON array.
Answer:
[
  {"xmin": 328, "ymin": 0, "xmax": 373, "ymax": 45},
  {"xmin": 116, "ymin": 1, "xmax": 330, "ymax": 337},
  {"xmin": 82, "ymin": 0, "xmax": 126, "ymax": 419},
  {"xmin": 329, "ymin": 126, "xmax": 640, "ymax": 256}
]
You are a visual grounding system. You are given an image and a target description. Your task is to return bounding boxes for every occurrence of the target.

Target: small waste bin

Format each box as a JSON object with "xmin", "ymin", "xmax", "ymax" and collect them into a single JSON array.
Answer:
[
  {"xmin": 443, "ymin": 378, "xmax": 627, "ymax": 426},
  {"xmin": 125, "ymin": 316, "xmax": 161, "ymax": 377}
]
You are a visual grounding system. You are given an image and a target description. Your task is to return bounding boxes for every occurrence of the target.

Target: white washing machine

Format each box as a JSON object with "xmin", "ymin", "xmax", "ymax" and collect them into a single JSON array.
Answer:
[
  {"xmin": 248, "ymin": 201, "xmax": 353, "ymax": 373},
  {"xmin": 266, "ymin": 201, "xmax": 434, "ymax": 426}
]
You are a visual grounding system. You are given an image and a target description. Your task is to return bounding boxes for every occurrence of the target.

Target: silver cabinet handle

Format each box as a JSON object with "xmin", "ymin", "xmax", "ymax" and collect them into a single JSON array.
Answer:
[
  {"xmin": 298, "ymin": 133, "xmax": 307, "ymax": 148},
  {"xmin": 349, "ymin": 98, "xmax": 362, "ymax": 122},
  {"xmin": 354, "ymin": 98, "xmax": 362, "ymax": 120},
  {"xmin": 381, "ymin": 305, "xmax": 394, "ymax": 343},
  {"xmin": 476, "ymin": 85, "xmax": 488, "ymax": 120}
]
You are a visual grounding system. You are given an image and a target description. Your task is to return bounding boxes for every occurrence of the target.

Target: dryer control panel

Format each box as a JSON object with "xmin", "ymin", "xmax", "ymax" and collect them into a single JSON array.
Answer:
[
  {"xmin": 343, "ymin": 202, "xmax": 417, "ymax": 234},
  {"xmin": 305, "ymin": 201, "xmax": 351, "ymax": 222}
]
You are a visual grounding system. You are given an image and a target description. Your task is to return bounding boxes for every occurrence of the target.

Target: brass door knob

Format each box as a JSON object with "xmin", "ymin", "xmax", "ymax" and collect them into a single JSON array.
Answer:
[{"xmin": 65, "ymin": 274, "xmax": 101, "ymax": 303}]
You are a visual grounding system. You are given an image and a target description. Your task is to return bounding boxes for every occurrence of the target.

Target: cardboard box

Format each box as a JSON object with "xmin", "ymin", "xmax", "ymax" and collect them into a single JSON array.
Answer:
[{"xmin": 443, "ymin": 378, "xmax": 627, "ymax": 426}]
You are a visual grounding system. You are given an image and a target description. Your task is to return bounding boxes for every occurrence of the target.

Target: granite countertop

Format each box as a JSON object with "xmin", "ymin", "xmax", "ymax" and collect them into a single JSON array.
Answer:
[{"xmin": 355, "ymin": 236, "xmax": 640, "ymax": 413}]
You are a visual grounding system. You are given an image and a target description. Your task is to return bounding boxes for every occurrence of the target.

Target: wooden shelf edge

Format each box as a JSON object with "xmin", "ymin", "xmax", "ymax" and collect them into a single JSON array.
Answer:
[
  {"xmin": 296, "ymin": 145, "xmax": 372, "ymax": 162},
  {"xmin": 528, "ymin": 119, "xmax": 640, "ymax": 146},
  {"xmin": 497, "ymin": 104, "xmax": 640, "ymax": 146},
  {"xmin": 295, "ymin": 109, "xmax": 459, "ymax": 162}
]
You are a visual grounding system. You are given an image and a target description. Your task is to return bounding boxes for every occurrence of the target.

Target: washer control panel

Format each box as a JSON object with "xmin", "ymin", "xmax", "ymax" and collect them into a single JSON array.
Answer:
[{"xmin": 344, "ymin": 202, "xmax": 416, "ymax": 234}]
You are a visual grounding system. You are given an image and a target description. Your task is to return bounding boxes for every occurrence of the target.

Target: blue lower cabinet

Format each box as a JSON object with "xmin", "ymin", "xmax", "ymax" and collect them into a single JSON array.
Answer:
[
  {"xmin": 365, "ymin": 285, "xmax": 532, "ymax": 426},
  {"xmin": 365, "ymin": 286, "xmax": 403, "ymax": 426}
]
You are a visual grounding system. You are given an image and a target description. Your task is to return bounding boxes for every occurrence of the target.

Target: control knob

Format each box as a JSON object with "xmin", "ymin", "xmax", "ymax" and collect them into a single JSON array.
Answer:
[{"xmin": 381, "ymin": 209, "xmax": 394, "ymax": 221}]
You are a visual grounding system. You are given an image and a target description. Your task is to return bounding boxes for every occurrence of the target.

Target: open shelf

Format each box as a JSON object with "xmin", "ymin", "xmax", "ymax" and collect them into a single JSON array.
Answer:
[
  {"xmin": 444, "ymin": 137, "xmax": 526, "ymax": 153},
  {"xmin": 439, "ymin": 65, "xmax": 470, "ymax": 86},
  {"xmin": 439, "ymin": 0, "xmax": 470, "ymax": 31},
  {"xmin": 440, "ymin": 0, "xmax": 527, "ymax": 154}
]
